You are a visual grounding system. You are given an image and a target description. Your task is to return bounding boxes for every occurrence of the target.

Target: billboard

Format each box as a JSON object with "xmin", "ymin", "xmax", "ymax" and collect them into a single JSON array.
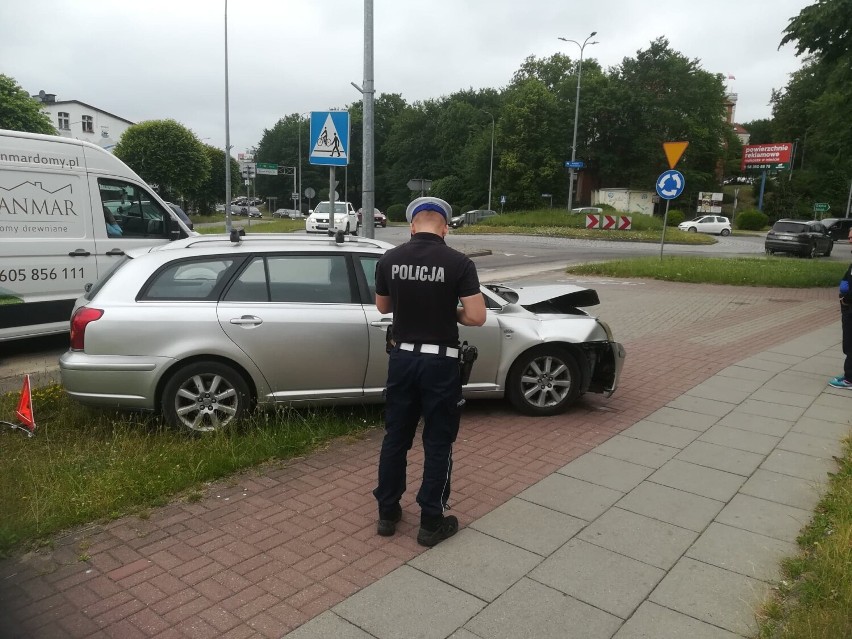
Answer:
[
  {"xmin": 697, "ymin": 192, "xmax": 723, "ymax": 214},
  {"xmin": 741, "ymin": 142, "xmax": 793, "ymax": 171}
]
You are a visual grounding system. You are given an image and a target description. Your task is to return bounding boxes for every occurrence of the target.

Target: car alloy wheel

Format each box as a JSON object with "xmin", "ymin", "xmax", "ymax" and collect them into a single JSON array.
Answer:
[
  {"xmin": 807, "ymin": 243, "xmax": 816, "ymax": 259},
  {"xmin": 688, "ymin": 227, "xmax": 697, "ymax": 232},
  {"xmin": 720, "ymin": 228, "xmax": 731, "ymax": 236},
  {"xmin": 506, "ymin": 345, "xmax": 581, "ymax": 416},
  {"xmin": 162, "ymin": 361, "xmax": 251, "ymax": 433}
]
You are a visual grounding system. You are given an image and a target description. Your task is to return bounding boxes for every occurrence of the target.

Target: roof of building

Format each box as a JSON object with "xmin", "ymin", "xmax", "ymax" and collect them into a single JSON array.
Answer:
[{"xmin": 41, "ymin": 99, "xmax": 135, "ymax": 126}]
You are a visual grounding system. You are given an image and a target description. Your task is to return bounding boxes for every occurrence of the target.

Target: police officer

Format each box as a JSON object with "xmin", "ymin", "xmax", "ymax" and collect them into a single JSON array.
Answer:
[{"xmin": 373, "ymin": 196, "xmax": 486, "ymax": 546}]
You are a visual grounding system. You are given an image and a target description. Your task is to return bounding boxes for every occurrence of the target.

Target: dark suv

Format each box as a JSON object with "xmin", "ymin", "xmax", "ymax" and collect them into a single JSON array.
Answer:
[
  {"xmin": 820, "ymin": 217, "xmax": 852, "ymax": 242},
  {"xmin": 765, "ymin": 219, "xmax": 833, "ymax": 258}
]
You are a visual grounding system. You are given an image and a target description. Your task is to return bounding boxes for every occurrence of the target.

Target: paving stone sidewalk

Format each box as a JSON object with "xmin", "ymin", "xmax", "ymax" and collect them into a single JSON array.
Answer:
[{"xmin": 0, "ymin": 279, "xmax": 846, "ymax": 639}]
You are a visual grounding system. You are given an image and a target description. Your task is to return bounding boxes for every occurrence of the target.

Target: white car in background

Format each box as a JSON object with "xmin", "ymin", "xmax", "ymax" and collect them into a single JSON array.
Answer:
[
  {"xmin": 306, "ymin": 201, "xmax": 359, "ymax": 235},
  {"xmin": 678, "ymin": 215, "xmax": 732, "ymax": 236}
]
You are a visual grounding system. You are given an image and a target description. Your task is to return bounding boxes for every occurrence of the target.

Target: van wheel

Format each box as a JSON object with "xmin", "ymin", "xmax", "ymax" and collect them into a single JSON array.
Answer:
[{"xmin": 161, "ymin": 361, "xmax": 251, "ymax": 433}]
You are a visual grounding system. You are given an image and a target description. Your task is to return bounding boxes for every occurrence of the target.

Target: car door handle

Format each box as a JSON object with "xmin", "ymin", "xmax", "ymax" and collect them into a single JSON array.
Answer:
[
  {"xmin": 68, "ymin": 249, "xmax": 91, "ymax": 257},
  {"xmin": 230, "ymin": 315, "xmax": 263, "ymax": 326},
  {"xmin": 370, "ymin": 320, "xmax": 392, "ymax": 327},
  {"xmin": 105, "ymin": 248, "xmax": 125, "ymax": 256}
]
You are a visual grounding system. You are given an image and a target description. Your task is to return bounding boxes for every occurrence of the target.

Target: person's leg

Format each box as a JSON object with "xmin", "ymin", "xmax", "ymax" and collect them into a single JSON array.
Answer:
[
  {"xmin": 842, "ymin": 304, "xmax": 852, "ymax": 381},
  {"xmin": 416, "ymin": 355, "xmax": 463, "ymax": 545},
  {"xmin": 374, "ymin": 351, "xmax": 421, "ymax": 529}
]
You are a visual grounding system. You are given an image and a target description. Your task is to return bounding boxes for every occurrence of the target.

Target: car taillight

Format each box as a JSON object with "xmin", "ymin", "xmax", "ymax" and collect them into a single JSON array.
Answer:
[{"xmin": 70, "ymin": 307, "xmax": 104, "ymax": 351}]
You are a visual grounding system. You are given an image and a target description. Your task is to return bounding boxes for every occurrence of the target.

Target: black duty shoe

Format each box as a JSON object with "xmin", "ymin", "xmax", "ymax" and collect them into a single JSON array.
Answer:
[
  {"xmin": 377, "ymin": 507, "xmax": 402, "ymax": 537},
  {"xmin": 417, "ymin": 515, "xmax": 459, "ymax": 547}
]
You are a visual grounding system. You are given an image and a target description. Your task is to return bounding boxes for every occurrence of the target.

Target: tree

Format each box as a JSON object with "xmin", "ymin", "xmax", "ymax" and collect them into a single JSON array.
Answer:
[
  {"xmin": 595, "ymin": 38, "xmax": 729, "ymax": 196},
  {"xmin": 773, "ymin": 0, "xmax": 852, "ymax": 214},
  {"xmin": 0, "ymin": 75, "xmax": 55, "ymax": 134},
  {"xmin": 187, "ymin": 144, "xmax": 241, "ymax": 214},
  {"xmin": 781, "ymin": 0, "xmax": 852, "ymax": 64},
  {"xmin": 113, "ymin": 119, "xmax": 210, "ymax": 200}
]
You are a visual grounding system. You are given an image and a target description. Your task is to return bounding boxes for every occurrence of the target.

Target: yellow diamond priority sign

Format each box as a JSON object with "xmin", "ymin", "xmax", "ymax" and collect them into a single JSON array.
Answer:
[{"xmin": 663, "ymin": 141, "xmax": 689, "ymax": 169}]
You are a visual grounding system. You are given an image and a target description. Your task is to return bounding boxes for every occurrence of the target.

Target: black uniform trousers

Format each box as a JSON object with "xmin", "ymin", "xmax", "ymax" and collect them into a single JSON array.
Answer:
[
  {"xmin": 842, "ymin": 301, "xmax": 852, "ymax": 381},
  {"xmin": 373, "ymin": 347, "xmax": 463, "ymax": 518}
]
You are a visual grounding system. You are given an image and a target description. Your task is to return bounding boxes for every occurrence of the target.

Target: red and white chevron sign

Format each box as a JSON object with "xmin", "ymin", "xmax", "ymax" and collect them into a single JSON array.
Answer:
[
  {"xmin": 602, "ymin": 215, "xmax": 616, "ymax": 230},
  {"xmin": 585, "ymin": 214, "xmax": 600, "ymax": 229},
  {"xmin": 618, "ymin": 215, "xmax": 632, "ymax": 230}
]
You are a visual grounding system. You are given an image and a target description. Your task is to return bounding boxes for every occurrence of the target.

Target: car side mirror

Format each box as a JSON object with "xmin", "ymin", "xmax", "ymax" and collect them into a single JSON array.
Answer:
[{"xmin": 169, "ymin": 218, "xmax": 182, "ymax": 240}]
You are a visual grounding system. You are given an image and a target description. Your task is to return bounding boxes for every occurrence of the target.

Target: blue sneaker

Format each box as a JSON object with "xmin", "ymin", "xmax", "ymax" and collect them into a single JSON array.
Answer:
[
  {"xmin": 828, "ymin": 377, "xmax": 852, "ymax": 389},
  {"xmin": 829, "ymin": 375, "xmax": 845, "ymax": 384}
]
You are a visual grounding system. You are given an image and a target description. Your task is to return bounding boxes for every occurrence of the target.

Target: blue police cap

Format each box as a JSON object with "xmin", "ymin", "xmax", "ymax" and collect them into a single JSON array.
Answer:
[{"xmin": 405, "ymin": 197, "xmax": 452, "ymax": 223}]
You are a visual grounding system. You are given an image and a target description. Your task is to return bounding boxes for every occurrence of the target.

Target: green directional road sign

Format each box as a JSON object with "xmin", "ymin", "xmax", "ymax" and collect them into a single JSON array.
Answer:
[
  {"xmin": 814, "ymin": 202, "xmax": 831, "ymax": 213},
  {"xmin": 256, "ymin": 162, "xmax": 278, "ymax": 176}
]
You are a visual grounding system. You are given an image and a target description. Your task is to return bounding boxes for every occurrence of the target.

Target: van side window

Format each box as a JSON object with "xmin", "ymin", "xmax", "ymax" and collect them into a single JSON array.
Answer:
[{"xmin": 98, "ymin": 179, "xmax": 170, "ymax": 239}]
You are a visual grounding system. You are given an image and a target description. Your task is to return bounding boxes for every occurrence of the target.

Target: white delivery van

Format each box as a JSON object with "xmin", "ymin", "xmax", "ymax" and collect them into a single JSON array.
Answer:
[{"xmin": 0, "ymin": 129, "xmax": 196, "ymax": 341}]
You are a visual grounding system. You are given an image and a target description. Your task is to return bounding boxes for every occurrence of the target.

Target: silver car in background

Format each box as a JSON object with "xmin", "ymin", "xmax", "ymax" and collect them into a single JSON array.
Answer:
[{"xmin": 60, "ymin": 234, "xmax": 625, "ymax": 432}]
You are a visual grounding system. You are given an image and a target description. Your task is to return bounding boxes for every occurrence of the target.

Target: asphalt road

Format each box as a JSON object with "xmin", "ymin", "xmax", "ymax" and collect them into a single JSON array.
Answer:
[{"xmin": 1, "ymin": 228, "xmax": 848, "ymax": 394}]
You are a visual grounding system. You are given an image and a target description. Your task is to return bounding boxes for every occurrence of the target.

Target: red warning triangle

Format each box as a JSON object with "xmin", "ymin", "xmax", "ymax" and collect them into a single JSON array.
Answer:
[{"xmin": 15, "ymin": 375, "xmax": 36, "ymax": 433}]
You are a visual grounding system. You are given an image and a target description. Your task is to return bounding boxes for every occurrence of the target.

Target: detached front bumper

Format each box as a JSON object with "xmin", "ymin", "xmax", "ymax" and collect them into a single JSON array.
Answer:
[{"xmin": 587, "ymin": 340, "xmax": 626, "ymax": 396}]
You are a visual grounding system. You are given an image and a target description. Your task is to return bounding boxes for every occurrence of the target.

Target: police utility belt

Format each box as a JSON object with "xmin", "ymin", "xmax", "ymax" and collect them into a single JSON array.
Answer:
[{"xmin": 399, "ymin": 342, "xmax": 459, "ymax": 358}]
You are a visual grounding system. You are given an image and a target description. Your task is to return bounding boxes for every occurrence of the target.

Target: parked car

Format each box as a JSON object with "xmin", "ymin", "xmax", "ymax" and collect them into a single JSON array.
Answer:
[
  {"xmin": 765, "ymin": 219, "xmax": 833, "ymax": 258},
  {"xmin": 357, "ymin": 208, "xmax": 387, "ymax": 228},
  {"xmin": 571, "ymin": 207, "xmax": 604, "ymax": 215},
  {"xmin": 677, "ymin": 215, "xmax": 732, "ymax": 236},
  {"xmin": 306, "ymin": 201, "xmax": 359, "ymax": 235},
  {"xmin": 820, "ymin": 217, "xmax": 852, "ymax": 242},
  {"xmin": 59, "ymin": 234, "xmax": 625, "ymax": 432},
  {"xmin": 273, "ymin": 208, "xmax": 303, "ymax": 219},
  {"xmin": 166, "ymin": 203, "xmax": 194, "ymax": 231},
  {"xmin": 449, "ymin": 214, "xmax": 465, "ymax": 229},
  {"xmin": 238, "ymin": 206, "xmax": 262, "ymax": 218}
]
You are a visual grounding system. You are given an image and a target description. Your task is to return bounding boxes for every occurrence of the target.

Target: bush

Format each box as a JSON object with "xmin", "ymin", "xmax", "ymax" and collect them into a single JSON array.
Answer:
[
  {"xmin": 666, "ymin": 209, "xmax": 685, "ymax": 227},
  {"xmin": 735, "ymin": 209, "xmax": 768, "ymax": 231},
  {"xmin": 386, "ymin": 203, "xmax": 406, "ymax": 222}
]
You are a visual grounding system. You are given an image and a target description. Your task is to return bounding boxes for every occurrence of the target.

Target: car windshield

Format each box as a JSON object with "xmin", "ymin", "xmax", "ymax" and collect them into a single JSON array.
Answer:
[
  {"xmin": 773, "ymin": 221, "xmax": 808, "ymax": 233},
  {"xmin": 314, "ymin": 203, "xmax": 347, "ymax": 214}
]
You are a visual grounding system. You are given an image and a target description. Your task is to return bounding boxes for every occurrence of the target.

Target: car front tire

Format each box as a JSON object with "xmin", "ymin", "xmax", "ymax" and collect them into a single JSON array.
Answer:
[
  {"xmin": 687, "ymin": 227, "xmax": 697, "ymax": 233},
  {"xmin": 161, "ymin": 361, "xmax": 251, "ymax": 433},
  {"xmin": 506, "ymin": 345, "xmax": 582, "ymax": 416},
  {"xmin": 806, "ymin": 243, "xmax": 816, "ymax": 259}
]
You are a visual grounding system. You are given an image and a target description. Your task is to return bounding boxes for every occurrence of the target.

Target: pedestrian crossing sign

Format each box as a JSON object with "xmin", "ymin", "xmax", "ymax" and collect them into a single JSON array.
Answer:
[{"xmin": 309, "ymin": 111, "xmax": 350, "ymax": 166}]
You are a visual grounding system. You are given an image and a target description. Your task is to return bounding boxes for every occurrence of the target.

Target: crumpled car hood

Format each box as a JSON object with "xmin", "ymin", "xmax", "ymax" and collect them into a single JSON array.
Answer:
[{"xmin": 490, "ymin": 284, "xmax": 600, "ymax": 312}]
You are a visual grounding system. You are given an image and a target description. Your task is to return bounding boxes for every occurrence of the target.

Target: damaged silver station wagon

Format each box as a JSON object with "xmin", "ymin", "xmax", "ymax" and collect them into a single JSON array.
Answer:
[{"xmin": 59, "ymin": 233, "xmax": 625, "ymax": 432}]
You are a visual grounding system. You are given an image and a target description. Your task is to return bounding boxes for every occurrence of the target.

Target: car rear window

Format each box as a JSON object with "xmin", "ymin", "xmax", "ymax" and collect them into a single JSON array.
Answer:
[
  {"xmin": 84, "ymin": 256, "xmax": 130, "ymax": 301},
  {"xmin": 142, "ymin": 258, "xmax": 236, "ymax": 300},
  {"xmin": 772, "ymin": 221, "xmax": 807, "ymax": 233}
]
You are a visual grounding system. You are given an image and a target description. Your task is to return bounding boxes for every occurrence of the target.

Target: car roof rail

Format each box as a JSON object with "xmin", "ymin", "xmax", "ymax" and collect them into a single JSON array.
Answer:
[{"xmin": 175, "ymin": 233, "xmax": 390, "ymax": 251}]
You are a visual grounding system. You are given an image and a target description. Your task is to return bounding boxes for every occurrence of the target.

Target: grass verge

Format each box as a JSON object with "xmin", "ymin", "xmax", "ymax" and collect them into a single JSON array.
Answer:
[
  {"xmin": 756, "ymin": 436, "xmax": 852, "ymax": 639},
  {"xmin": 196, "ymin": 218, "xmax": 304, "ymax": 234},
  {"xmin": 0, "ymin": 384, "xmax": 381, "ymax": 557},
  {"xmin": 566, "ymin": 256, "xmax": 845, "ymax": 288},
  {"xmin": 452, "ymin": 208, "xmax": 715, "ymax": 244}
]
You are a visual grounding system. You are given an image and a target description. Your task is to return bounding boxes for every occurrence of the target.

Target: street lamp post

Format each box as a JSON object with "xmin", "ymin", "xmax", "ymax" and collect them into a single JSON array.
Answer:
[
  {"xmin": 484, "ymin": 111, "xmax": 495, "ymax": 212},
  {"xmin": 224, "ymin": 0, "xmax": 233, "ymax": 233},
  {"xmin": 558, "ymin": 31, "xmax": 598, "ymax": 211}
]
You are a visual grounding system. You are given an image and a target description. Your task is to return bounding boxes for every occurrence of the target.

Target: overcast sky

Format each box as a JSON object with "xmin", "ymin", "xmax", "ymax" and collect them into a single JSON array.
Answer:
[{"xmin": 2, "ymin": 0, "xmax": 811, "ymax": 155}]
